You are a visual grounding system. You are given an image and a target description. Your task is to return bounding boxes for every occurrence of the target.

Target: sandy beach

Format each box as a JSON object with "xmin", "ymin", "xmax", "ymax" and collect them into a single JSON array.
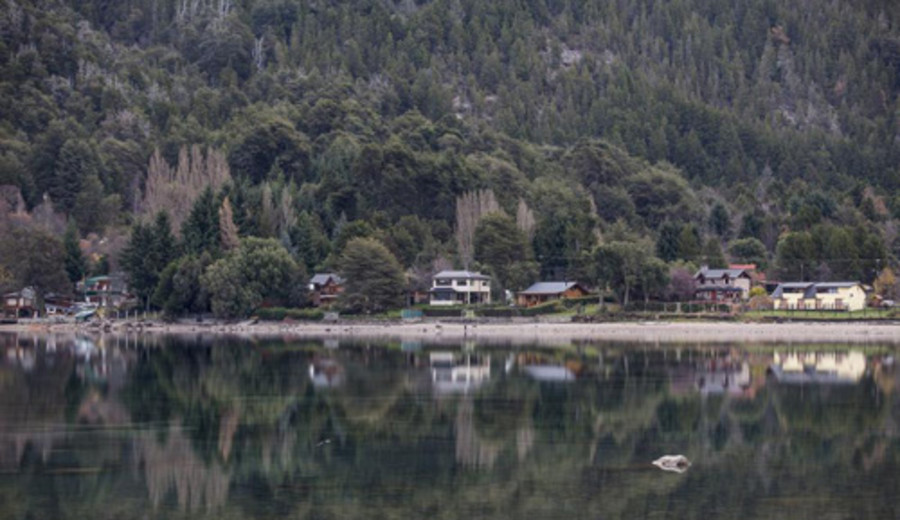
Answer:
[{"xmin": 3, "ymin": 319, "xmax": 900, "ymax": 345}]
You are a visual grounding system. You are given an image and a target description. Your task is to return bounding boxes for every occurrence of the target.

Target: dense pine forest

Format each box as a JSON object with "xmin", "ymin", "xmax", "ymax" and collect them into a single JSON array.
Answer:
[{"xmin": 1, "ymin": 0, "xmax": 900, "ymax": 315}]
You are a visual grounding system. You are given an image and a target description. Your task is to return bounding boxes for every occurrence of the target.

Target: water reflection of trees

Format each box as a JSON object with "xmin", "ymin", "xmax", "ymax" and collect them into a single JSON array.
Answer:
[{"xmin": 2, "ymin": 335, "xmax": 900, "ymax": 518}]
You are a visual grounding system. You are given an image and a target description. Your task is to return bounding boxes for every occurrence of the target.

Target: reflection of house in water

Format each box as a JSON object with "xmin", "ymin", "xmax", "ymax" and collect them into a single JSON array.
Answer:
[
  {"xmin": 769, "ymin": 351, "xmax": 867, "ymax": 384},
  {"xmin": 309, "ymin": 359, "xmax": 345, "ymax": 388},
  {"xmin": 430, "ymin": 352, "xmax": 491, "ymax": 394},
  {"xmin": 515, "ymin": 354, "xmax": 581, "ymax": 383},
  {"xmin": 523, "ymin": 364, "xmax": 577, "ymax": 382},
  {"xmin": 669, "ymin": 357, "xmax": 751, "ymax": 396}
]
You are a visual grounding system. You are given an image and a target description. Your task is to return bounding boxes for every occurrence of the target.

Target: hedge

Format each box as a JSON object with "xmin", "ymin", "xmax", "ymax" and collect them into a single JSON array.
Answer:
[
  {"xmin": 422, "ymin": 307, "xmax": 464, "ymax": 318},
  {"xmin": 256, "ymin": 307, "xmax": 325, "ymax": 321},
  {"xmin": 477, "ymin": 301, "xmax": 564, "ymax": 317}
]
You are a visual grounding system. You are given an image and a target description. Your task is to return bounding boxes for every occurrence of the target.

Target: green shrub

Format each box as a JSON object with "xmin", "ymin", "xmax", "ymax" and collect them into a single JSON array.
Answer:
[
  {"xmin": 560, "ymin": 295, "xmax": 603, "ymax": 308},
  {"xmin": 477, "ymin": 301, "xmax": 564, "ymax": 317}
]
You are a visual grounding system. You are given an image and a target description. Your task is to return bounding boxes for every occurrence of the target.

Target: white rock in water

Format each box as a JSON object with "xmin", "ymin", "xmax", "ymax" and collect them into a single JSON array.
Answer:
[{"xmin": 652, "ymin": 455, "xmax": 691, "ymax": 473}]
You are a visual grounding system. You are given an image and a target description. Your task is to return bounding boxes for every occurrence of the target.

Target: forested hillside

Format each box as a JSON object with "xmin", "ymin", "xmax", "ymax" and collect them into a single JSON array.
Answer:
[{"xmin": 1, "ymin": 0, "xmax": 899, "ymax": 315}]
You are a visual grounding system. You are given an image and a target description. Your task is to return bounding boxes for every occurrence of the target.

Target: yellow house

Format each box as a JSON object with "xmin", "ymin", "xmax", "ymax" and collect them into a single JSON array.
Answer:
[{"xmin": 772, "ymin": 282, "xmax": 867, "ymax": 311}]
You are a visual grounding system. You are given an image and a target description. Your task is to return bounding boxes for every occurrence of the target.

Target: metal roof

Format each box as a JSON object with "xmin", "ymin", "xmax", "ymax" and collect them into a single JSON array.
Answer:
[
  {"xmin": 519, "ymin": 281, "xmax": 585, "ymax": 295},
  {"xmin": 772, "ymin": 281, "xmax": 863, "ymax": 298},
  {"xmin": 433, "ymin": 270, "xmax": 491, "ymax": 281},
  {"xmin": 694, "ymin": 267, "xmax": 751, "ymax": 279},
  {"xmin": 310, "ymin": 273, "xmax": 343, "ymax": 286}
]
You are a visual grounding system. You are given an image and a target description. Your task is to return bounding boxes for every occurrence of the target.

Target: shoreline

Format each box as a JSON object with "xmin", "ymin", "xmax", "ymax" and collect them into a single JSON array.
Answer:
[{"xmin": 3, "ymin": 320, "xmax": 900, "ymax": 345}]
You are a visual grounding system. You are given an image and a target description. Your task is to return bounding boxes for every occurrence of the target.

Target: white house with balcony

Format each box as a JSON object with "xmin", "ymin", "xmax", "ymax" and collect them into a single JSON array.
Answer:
[{"xmin": 429, "ymin": 270, "xmax": 491, "ymax": 306}]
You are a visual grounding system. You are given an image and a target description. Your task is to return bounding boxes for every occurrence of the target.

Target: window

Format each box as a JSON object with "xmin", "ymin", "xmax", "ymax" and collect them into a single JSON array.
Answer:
[{"xmin": 431, "ymin": 290, "xmax": 453, "ymax": 301}]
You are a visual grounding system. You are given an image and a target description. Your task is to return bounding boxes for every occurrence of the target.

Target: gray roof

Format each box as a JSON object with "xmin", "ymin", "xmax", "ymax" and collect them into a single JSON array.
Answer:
[
  {"xmin": 772, "ymin": 281, "xmax": 863, "ymax": 298},
  {"xmin": 519, "ymin": 281, "xmax": 586, "ymax": 295},
  {"xmin": 694, "ymin": 267, "xmax": 751, "ymax": 280},
  {"xmin": 310, "ymin": 273, "xmax": 343, "ymax": 286},
  {"xmin": 433, "ymin": 270, "xmax": 491, "ymax": 281},
  {"xmin": 3, "ymin": 287, "xmax": 35, "ymax": 299}
]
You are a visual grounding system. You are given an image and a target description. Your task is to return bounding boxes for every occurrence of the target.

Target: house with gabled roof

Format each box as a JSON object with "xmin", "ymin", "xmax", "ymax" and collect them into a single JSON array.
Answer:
[
  {"xmin": 693, "ymin": 266, "xmax": 753, "ymax": 302},
  {"xmin": 429, "ymin": 270, "xmax": 491, "ymax": 306},
  {"xmin": 308, "ymin": 273, "xmax": 344, "ymax": 307},
  {"xmin": 517, "ymin": 281, "xmax": 591, "ymax": 307},
  {"xmin": 3, "ymin": 287, "xmax": 36, "ymax": 318},
  {"xmin": 772, "ymin": 281, "xmax": 867, "ymax": 311}
]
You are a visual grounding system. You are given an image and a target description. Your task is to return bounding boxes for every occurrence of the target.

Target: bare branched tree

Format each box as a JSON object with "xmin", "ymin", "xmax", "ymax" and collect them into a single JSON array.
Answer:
[
  {"xmin": 515, "ymin": 198, "xmax": 535, "ymax": 241},
  {"xmin": 218, "ymin": 196, "xmax": 240, "ymax": 251},
  {"xmin": 276, "ymin": 187, "xmax": 296, "ymax": 238},
  {"xmin": 140, "ymin": 145, "xmax": 232, "ymax": 234},
  {"xmin": 259, "ymin": 183, "xmax": 276, "ymax": 238},
  {"xmin": 252, "ymin": 36, "xmax": 265, "ymax": 71},
  {"xmin": 455, "ymin": 189, "xmax": 500, "ymax": 268}
]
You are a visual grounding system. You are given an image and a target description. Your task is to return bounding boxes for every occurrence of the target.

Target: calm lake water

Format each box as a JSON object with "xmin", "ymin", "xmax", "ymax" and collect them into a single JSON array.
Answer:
[{"xmin": 1, "ymin": 332, "xmax": 898, "ymax": 519}]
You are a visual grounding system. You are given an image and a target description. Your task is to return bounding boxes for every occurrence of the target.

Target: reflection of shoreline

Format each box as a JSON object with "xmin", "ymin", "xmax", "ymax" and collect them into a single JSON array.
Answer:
[{"xmin": 4, "ymin": 321, "xmax": 900, "ymax": 344}]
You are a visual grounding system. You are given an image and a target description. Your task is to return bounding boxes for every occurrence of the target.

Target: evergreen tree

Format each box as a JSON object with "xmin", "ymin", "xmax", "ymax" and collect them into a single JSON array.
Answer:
[
  {"xmin": 51, "ymin": 139, "xmax": 100, "ymax": 214},
  {"xmin": 701, "ymin": 238, "xmax": 727, "ymax": 269},
  {"xmin": 72, "ymin": 174, "xmax": 107, "ymax": 234},
  {"xmin": 474, "ymin": 213, "xmax": 537, "ymax": 292},
  {"xmin": 122, "ymin": 222, "xmax": 157, "ymax": 309},
  {"xmin": 739, "ymin": 213, "xmax": 763, "ymax": 240},
  {"xmin": 338, "ymin": 237, "xmax": 405, "ymax": 313},
  {"xmin": 677, "ymin": 224, "xmax": 702, "ymax": 262},
  {"xmin": 153, "ymin": 254, "xmax": 213, "ymax": 318},
  {"xmin": 151, "ymin": 211, "xmax": 178, "ymax": 273},
  {"xmin": 122, "ymin": 212, "xmax": 176, "ymax": 310},
  {"xmin": 729, "ymin": 238, "xmax": 768, "ymax": 270},
  {"xmin": 182, "ymin": 188, "xmax": 220, "ymax": 256},
  {"xmin": 775, "ymin": 232, "xmax": 816, "ymax": 281},
  {"xmin": 291, "ymin": 211, "xmax": 331, "ymax": 273},
  {"xmin": 63, "ymin": 222, "xmax": 85, "ymax": 285},
  {"xmin": 708, "ymin": 203, "xmax": 730, "ymax": 238},
  {"xmin": 656, "ymin": 221, "xmax": 681, "ymax": 263}
]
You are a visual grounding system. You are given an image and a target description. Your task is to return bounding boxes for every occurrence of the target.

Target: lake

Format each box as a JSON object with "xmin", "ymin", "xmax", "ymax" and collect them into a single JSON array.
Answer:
[{"xmin": 0, "ymin": 332, "xmax": 897, "ymax": 519}]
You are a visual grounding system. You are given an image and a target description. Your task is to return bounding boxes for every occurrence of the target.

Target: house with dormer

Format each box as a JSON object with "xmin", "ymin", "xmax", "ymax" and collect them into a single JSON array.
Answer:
[
  {"xmin": 771, "ymin": 281, "xmax": 867, "ymax": 311},
  {"xmin": 693, "ymin": 266, "xmax": 752, "ymax": 302}
]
